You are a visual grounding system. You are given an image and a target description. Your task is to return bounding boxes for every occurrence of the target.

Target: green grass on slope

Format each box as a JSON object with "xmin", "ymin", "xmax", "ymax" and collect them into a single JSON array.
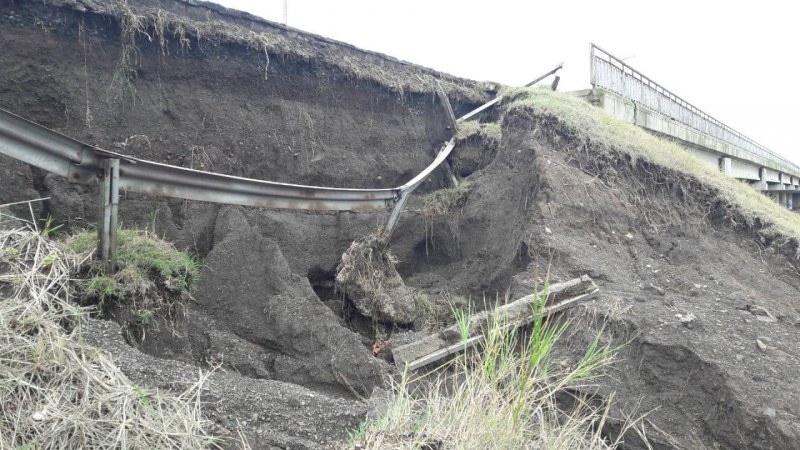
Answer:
[
  {"xmin": 66, "ymin": 229, "xmax": 200, "ymax": 302},
  {"xmin": 504, "ymin": 87, "xmax": 800, "ymax": 249}
]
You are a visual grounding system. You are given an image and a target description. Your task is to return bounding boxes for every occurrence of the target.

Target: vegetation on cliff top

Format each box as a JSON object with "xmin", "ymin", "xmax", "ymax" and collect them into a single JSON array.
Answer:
[{"xmin": 504, "ymin": 88, "xmax": 800, "ymax": 252}]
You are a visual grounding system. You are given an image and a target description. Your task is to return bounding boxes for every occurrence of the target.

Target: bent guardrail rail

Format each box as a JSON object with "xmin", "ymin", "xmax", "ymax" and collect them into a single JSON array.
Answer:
[
  {"xmin": 0, "ymin": 108, "xmax": 400, "ymax": 211},
  {"xmin": 0, "ymin": 64, "xmax": 563, "ymax": 270}
]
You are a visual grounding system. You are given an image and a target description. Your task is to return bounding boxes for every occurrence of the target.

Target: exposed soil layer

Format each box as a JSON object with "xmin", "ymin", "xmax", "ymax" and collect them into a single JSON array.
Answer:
[
  {"xmin": 395, "ymin": 108, "xmax": 800, "ymax": 449},
  {"xmin": 2, "ymin": 1, "xmax": 800, "ymax": 449}
]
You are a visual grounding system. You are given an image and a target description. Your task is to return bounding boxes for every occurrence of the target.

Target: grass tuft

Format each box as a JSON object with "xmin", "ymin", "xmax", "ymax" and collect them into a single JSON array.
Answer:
[
  {"xmin": 456, "ymin": 121, "xmax": 502, "ymax": 142},
  {"xmin": 352, "ymin": 286, "xmax": 631, "ymax": 449},
  {"xmin": 413, "ymin": 293, "xmax": 469, "ymax": 332},
  {"xmin": 422, "ymin": 183, "xmax": 471, "ymax": 252},
  {"xmin": 67, "ymin": 229, "xmax": 200, "ymax": 303},
  {"xmin": 422, "ymin": 183, "xmax": 471, "ymax": 219}
]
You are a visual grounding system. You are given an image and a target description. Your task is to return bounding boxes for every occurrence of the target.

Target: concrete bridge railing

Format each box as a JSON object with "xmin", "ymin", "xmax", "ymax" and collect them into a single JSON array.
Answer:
[
  {"xmin": 579, "ymin": 44, "xmax": 800, "ymax": 210},
  {"xmin": 589, "ymin": 44, "xmax": 800, "ymax": 176}
]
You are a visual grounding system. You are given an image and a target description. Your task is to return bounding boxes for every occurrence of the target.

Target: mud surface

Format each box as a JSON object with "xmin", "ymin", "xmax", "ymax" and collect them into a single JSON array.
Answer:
[{"xmin": 2, "ymin": 1, "xmax": 800, "ymax": 449}]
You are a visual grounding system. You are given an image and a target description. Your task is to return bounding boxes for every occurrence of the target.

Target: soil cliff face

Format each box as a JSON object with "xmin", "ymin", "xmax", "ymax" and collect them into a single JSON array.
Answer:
[
  {"xmin": 0, "ymin": 1, "xmax": 487, "ymax": 446},
  {"xmin": 391, "ymin": 107, "xmax": 800, "ymax": 449},
  {"xmin": 2, "ymin": 1, "xmax": 800, "ymax": 449},
  {"xmin": 0, "ymin": 0, "xmax": 484, "ymax": 253}
]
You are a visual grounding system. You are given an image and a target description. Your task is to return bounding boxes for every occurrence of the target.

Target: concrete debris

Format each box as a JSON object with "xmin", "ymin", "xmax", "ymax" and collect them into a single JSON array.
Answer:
[
  {"xmin": 756, "ymin": 339, "xmax": 768, "ymax": 352},
  {"xmin": 763, "ymin": 407, "xmax": 777, "ymax": 418},
  {"xmin": 544, "ymin": 227, "xmax": 552, "ymax": 234}
]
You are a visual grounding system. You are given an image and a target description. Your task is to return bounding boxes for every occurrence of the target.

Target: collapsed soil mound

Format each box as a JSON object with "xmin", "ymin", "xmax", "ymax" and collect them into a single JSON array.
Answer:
[
  {"xmin": 335, "ymin": 235, "xmax": 417, "ymax": 325},
  {"xmin": 385, "ymin": 91, "xmax": 800, "ymax": 449}
]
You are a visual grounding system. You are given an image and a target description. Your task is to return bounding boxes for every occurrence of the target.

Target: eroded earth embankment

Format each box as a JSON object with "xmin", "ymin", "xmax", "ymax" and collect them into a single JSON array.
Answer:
[{"xmin": 1, "ymin": 1, "xmax": 799, "ymax": 449}]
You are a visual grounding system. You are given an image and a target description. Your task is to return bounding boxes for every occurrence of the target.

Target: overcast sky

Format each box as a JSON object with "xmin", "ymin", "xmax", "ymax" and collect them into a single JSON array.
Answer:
[{"xmin": 215, "ymin": 0, "xmax": 799, "ymax": 164}]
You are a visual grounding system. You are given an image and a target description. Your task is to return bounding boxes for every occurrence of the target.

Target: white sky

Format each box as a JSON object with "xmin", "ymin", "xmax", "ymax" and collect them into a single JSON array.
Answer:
[{"xmin": 215, "ymin": 0, "xmax": 799, "ymax": 164}]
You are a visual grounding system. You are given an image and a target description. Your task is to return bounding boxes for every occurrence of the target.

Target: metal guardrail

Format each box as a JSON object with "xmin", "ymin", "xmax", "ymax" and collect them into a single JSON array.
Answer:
[
  {"xmin": 0, "ymin": 107, "xmax": 401, "ymax": 211},
  {"xmin": 589, "ymin": 44, "xmax": 800, "ymax": 174},
  {"xmin": 0, "ymin": 64, "xmax": 564, "ymax": 268}
]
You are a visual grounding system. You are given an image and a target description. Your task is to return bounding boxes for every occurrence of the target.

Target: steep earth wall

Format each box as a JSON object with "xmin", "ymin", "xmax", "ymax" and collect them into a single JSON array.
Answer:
[
  {"xmin": 0, "ymin": 1, "xmax": 489, "ymax": 446},
  {"xmin": 2, "ymin": 1, "xmax": 800, "ymax": 449}
]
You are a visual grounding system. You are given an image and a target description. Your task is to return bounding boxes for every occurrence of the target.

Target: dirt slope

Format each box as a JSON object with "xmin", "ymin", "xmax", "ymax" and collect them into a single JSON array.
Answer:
[
  {"xmin": 389, "ymin": 103, "xmax": 800, "ymax": 449},
  {"xmin": 2, "ymin": 1, "xmax": 800, "ymax": 449}
]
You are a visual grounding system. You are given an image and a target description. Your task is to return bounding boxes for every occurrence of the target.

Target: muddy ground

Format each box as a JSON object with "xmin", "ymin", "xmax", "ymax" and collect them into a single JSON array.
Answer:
[{"xmin": 1, "ymin": 1, "xmax": 799, "ymax": 449}]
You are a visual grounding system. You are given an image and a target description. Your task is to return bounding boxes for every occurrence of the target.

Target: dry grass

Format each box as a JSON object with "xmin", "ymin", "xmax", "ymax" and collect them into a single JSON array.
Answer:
[
  {"xmin": 423, "ymin": 183, "xmax": 471, "ymax": 250},
  {"xmin": 56, "ymin": 0, "xmax": 487, "ymax": 102},
  {"xmin": 504, "ymin": 87, "xmax": 800, "ymax": 252},
  {"xmin": 336, "ymin": 234, "xmax": 399, "ymax": 303},
  {"xmin": 413, "ymin": 293, "xmax": 469, "ymax": 333},
  {"xmin": 455, "ymin": 120, "xmax": 502, "ymax": 142},
  {"xmin": 0, "ymin": 225, "xmax": 217, "ymax": 449},
  {"xmin": 352, "ymin": 289, "xmax": 638, "ymax": 449}
]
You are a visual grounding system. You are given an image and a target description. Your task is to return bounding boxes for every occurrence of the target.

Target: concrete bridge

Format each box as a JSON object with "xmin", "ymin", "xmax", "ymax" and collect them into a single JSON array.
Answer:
[{"xmin": 573, "ymin": 44, "xmax": 800, "ymax": 210}]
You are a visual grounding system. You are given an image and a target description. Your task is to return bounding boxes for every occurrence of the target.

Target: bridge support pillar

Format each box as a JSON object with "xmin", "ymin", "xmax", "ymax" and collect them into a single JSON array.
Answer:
[
  {"xmin": 720, "ymin": 157, "xmax": 733, "ymax": 177},
  {"xmin": 778, "ymin": 192, "xmax": 788, "ymax": 209},
  {"xmin": 767, "ymin": 181, "xmax": 785, "ymax": 191},
  {"xmin": 751, "ymin": 167, "xmax": 769, "ymax": 190},
  {"xmin": 97, "ymin": 159, "xmax": 120, "ymax": 273}
]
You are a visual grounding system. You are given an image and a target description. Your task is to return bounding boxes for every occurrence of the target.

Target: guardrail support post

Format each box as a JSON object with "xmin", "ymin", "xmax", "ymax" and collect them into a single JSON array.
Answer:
[{"xmin": 97, "ymin": 158, "xmax": 120, "ymax": 273}]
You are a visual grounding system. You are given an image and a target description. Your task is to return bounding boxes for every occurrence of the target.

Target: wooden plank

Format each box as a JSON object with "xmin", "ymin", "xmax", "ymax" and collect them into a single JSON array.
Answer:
[
  {"xmin": 403, "ymin": 288, "xmax": 599, "ymax": 370},
  {"xmin": 394, "ymin": 275, "xmax": 598, "ymax": 369}
]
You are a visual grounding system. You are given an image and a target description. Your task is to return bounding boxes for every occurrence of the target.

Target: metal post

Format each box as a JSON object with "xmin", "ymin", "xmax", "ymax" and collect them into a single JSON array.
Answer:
[
  {"xmin": 382, "ymin": 191, "xmax": 409, "ymax": 242},
  {"xmin": 97, "ymin": 158, "xmax": 120, "ymax": 273},
  {"xmin": 550, "ymin": 75, "xmax": 561, "ymax": 91}
]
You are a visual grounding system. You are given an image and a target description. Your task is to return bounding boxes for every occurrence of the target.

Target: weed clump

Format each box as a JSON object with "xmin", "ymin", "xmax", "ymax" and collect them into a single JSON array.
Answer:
[
  {"xmin": 66, "ymin": 229, "xmax": 199, "ymax": 323},
  {"xmin": 413, "ymin": 293, "xmax": 469, "ymax": 332},
  {"xmin": 456, "ymin": 120, "xmax": 502, "ymax": 143},
  {"xmin": 422, "ymin": 183, "xmax": 471, "ymax": 219},
  {"xmin": 0, "ymin": 226, "xmax": 216, "ymax": 448}
]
